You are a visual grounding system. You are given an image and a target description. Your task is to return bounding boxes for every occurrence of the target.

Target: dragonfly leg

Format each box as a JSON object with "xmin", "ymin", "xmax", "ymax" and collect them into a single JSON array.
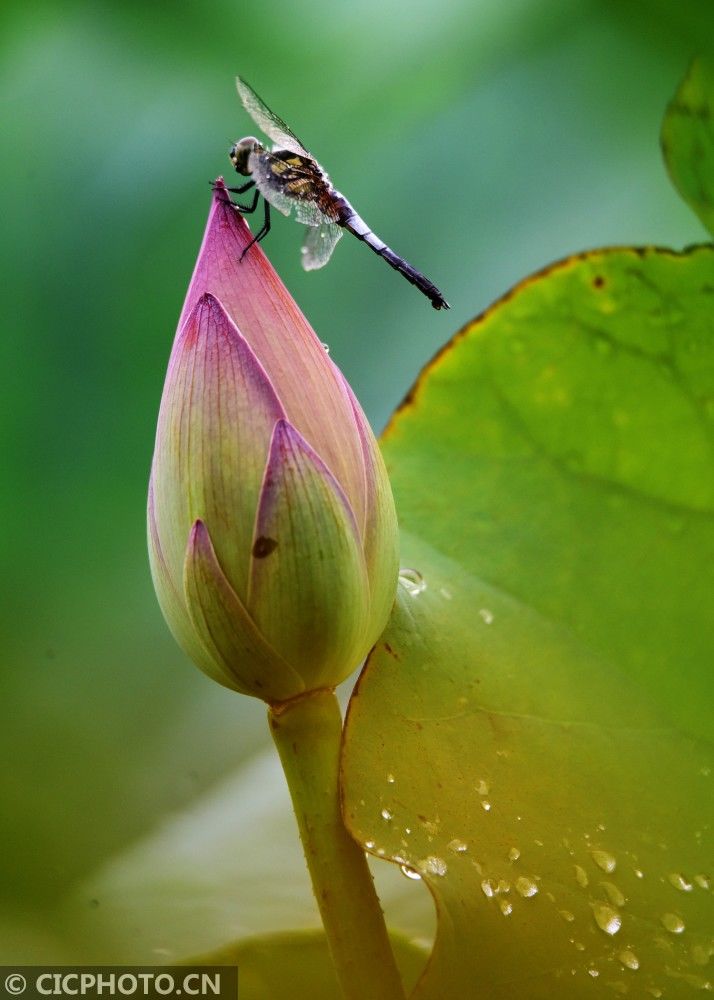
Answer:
[
  {"xmin": 212, "ymin": 179, "xmax": 260, "ymax": 214},
  {"xmin": 231, "ymin": 189, "xmax": 260, "ymax": 214},
  {"xmin": 210, "ymin": 179, "xmax": 255, "ymax": 195},
  {"xmin": 240, "ymin": 199, "xmax": 271, "ymax": 261},
  {"xmin": 225, "ymin": 180, "xmax": 256, "ymax": 195},
  {"xmin": 210, "ymin": 179, "xmax": 258, "ymax": 209}
]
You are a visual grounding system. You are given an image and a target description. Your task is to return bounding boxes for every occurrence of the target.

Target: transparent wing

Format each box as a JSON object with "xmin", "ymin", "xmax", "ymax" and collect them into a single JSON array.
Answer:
[
  {"xmin": 236, "ymin": 76, "xmax": 309, "ymax": 156},
  {"xmin": 301, "ymin": 221, "xmax": 343, "ymax": 271},
  {"xmin": 250, "ymin": 154, "xmax": 294, "ymax": 217},
  {"xmin": 250, "ymin": 150, "xmax": 337, "ymax": 226}
]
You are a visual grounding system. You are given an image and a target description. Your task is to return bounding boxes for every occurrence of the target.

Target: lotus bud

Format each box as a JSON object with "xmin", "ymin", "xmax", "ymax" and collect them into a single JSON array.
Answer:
[{"xmin": 147, "ymin": 180, "xmax": 398, "ymax": 702}]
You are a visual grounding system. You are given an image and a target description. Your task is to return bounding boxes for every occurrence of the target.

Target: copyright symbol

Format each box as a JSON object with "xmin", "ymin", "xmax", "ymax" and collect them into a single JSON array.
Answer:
[{"xmin": 5, "ymin": 975, "xmax": 26, "ymax": 995}]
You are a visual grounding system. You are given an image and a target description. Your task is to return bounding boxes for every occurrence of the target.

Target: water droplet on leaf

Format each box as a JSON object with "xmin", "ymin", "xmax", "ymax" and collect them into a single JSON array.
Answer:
[
  {"xmin": 575, "ymin": 865, "xmax": 589, "ymax": 888},
  {"xmin": 668, "ymin": 872, "xmax": 693, "ymax": 892},
  {"xmin": 661, "ymin": 912, "xmax": 685, "ymax": 934},
  {"xmin": 602, "ymin": 881, "xmax": 626, "ymax": 907},
  {"xmin": 398, "ymin": 568, "xmax": 426, "ymax": 596},
  {"xmin": 448, "ymin": 838, "xmax": 468, "ymax": 854},
  {"xmin": 591, "ymin": 849, "xmax": 617, "ymax": 873},
  {"xmin": 418, "ymin": 856, "xmax": 447, "ymax": 877},
  {"xmin": 515, "ymin": 876, "xmax": 538, "ymax": 898},
  {"xmin": 591, "ymin": 901, "xmax": 622, "ymax": 935}
]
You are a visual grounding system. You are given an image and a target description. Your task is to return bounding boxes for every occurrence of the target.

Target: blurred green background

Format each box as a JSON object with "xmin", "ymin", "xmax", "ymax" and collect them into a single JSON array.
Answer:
[{"xmin": 1, "ymin": 0, "xmax": 712, "ymax": 957}]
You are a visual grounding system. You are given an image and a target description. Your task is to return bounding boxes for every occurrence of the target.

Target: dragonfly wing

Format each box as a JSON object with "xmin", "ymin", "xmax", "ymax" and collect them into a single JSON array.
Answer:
[
  {"xmin": 250, "ymin": 153, "xmax": 294, "ymax": 217},
  {"xmin": 251, "ymin": 149, "xmax": 338, "ymax": 226},
  {"xmin": 236, "ymin": 77, "xmax": 309, "ymax": 157},
  {"xmin": 293, "ymin": 199, "xmax": 327, "ymax": 227},
  {"xmin": 301, "ymin": 221, "xmax": 343, "ymax": 271}
]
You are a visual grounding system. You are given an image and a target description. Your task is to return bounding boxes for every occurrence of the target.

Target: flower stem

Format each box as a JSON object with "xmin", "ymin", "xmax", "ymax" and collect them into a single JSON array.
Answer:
[{"xmin": 268, "ymin": 688, "xmax": 406, "ymax": 1000}]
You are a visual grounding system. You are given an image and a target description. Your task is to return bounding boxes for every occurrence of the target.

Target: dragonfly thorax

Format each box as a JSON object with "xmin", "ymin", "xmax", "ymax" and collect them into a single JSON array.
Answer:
[{"xmin": 229, "ymin": 136, "xmax": 264, "ymax": 176}]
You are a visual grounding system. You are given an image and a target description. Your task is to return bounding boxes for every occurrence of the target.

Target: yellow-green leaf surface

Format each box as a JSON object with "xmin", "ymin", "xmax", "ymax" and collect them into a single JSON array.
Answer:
[
  {"xmin": 195, "ymin": 930, "xmax": 427, "ymax": 1000},
  {"xmin": 662, "ymin": 57, "xmax": 714, "ymax": 237},
  {"xmin": 342, "ymin": 248, "xmax": 714, "ymax": 998}
]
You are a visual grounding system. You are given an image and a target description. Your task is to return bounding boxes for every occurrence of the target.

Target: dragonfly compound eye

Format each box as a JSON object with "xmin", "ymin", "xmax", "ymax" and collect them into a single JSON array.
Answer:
[{"xmin": 229, "ymin": 137, "xmax": 258, "ymax": 176}]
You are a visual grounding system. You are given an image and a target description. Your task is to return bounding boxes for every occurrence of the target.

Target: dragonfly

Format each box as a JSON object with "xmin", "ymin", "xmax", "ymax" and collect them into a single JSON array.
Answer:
[{"xmin": 224, "ymin": 76, "xmax": 449, "ymax": 310}]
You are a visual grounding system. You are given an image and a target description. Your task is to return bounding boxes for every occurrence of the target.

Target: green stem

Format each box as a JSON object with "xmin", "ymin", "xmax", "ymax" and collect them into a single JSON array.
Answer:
[{"xmin": 269, "ymin": 689, "xmax": 406, "ymax": 1000}]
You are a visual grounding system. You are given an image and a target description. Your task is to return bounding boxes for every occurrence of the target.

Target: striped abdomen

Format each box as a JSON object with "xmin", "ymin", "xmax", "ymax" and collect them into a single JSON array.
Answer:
[{"xmin": 335, "ymin": 197, "xmax": 449, "ymax": 310}]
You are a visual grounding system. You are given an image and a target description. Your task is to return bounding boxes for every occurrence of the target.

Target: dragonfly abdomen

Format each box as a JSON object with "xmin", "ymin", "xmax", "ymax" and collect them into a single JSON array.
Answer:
[{"xmin": 337, "ymin": 202, "xmax": 449, "ymax": 310}]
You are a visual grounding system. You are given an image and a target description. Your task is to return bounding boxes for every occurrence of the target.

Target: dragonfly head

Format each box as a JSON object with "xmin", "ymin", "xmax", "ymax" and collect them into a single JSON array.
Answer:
[{"xmin": 229, "ymin": 136, "xmax": 260, "ymax": 176}]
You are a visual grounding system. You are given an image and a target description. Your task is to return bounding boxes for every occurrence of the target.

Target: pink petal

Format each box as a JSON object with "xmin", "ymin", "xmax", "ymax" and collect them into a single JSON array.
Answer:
[
  {"xmin": 152, "ymin": 292, "xmax": 285, "ymax": 603},
  {"xmin": 177, "ymin": 179, "xmax": 367, "ymax": 524}
]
